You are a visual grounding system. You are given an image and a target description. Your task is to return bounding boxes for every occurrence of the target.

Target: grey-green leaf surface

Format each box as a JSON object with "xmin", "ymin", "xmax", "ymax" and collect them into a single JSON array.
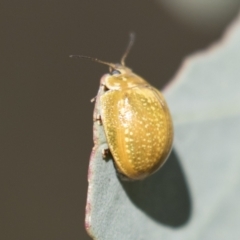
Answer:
[{"xmin": 85, "ymin": 14, "xmax": 240, "ymax": 240}]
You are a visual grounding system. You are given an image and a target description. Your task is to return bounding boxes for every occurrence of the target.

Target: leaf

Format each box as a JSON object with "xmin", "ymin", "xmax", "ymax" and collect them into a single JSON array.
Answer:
[{"xmin": 85, "ymin": 14, "xmax": 240, "ymax": 240}]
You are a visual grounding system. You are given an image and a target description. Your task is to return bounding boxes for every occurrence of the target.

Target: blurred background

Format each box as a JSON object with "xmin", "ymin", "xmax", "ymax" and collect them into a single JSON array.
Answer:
[{"xmin": 1, "ymin": 1, "xmax": 240, "ymax": 239}]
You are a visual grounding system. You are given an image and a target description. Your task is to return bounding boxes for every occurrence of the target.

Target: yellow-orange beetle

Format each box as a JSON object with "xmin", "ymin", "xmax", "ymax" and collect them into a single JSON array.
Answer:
[{"xmin": 71, "ymin": 33, "xmax": 173, "ymax": 180}]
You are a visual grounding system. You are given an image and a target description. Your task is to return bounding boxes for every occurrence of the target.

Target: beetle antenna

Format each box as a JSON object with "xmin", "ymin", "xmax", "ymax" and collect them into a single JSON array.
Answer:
[
  {"xmin": 69, "ymin": 55, "xmax": 116, "ymax": 69},
  {"xmin": 120, "ymin": 32, "xmax": 135, "ymax": 66}
]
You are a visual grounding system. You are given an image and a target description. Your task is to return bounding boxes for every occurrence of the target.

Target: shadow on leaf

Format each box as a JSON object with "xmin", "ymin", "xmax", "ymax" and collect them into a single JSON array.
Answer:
[{"xmin": 121, "ymin": 150, "xmax": 192, "ymax": 227}]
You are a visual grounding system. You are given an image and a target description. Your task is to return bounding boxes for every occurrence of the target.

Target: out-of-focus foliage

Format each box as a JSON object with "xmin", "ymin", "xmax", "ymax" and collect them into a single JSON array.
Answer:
[{"xmin": 156, "ymin": 0, "xmax": 240, "ymax": 32}]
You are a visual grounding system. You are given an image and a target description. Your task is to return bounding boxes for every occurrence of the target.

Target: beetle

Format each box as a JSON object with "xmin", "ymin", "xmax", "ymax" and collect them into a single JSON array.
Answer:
[{"xmin": 71, "ymin": 33, "xmax": 173, "ymax": 180}]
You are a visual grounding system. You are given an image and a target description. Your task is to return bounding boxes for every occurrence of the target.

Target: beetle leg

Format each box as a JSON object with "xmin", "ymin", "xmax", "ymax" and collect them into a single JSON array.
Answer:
[
  {"xmin": 90, "ymin": 96, "xmax": 96, "ymax": 103},
  {"xmin": 102, "ymin": 148, "xmax": 110, "ymax": 159},
  {"xmin": 93, "ymin": 114, "xmax": 102, "ymax": 125}
]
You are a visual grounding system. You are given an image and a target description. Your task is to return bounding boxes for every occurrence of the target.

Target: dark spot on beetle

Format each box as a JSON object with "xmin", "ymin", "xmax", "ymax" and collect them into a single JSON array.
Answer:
[{"xmin": 101, "ymin": 84, "xmax": 109, "ymax": 91}]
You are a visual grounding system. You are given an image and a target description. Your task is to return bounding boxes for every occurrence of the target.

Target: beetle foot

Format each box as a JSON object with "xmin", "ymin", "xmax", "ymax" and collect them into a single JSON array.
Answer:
[
  {"xmin": 102, "ymin": 148, "xmax": 110, "ymax": 160},
  {"xmin": 93, "ymin": 114, "xmax": 102, "ymax": 125}
]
